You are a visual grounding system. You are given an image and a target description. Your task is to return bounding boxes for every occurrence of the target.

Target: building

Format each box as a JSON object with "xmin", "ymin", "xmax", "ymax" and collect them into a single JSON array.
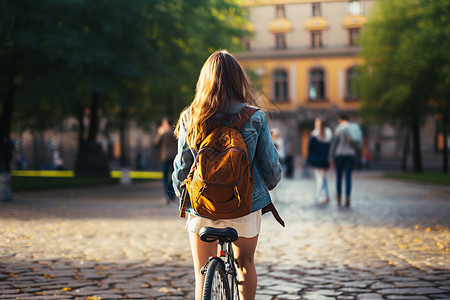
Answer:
[{"xmin": 237, "ymin": 0, "xmax": 443, "ymax": 171}]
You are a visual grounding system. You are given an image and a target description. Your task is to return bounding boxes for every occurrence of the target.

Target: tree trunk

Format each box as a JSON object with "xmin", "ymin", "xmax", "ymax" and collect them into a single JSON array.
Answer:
[
  {"xmin": 119, "ymin": 106, "xmax": 128, "ymax": 167},
  {"xmin": 74, "ymin": 93, "xmax": 110, "ymax": 177},
  {"xmin": 87, "ymin": 93, "xmax": 100, "ymax": 142},
  {"xmin": 411, "ymin": 118, "xmax": 423, "ymax": 172},
  {"xmin": 76, "ymin": 104, "xmax": 86, "ymax": 151},
  {"xmin": 0, "ymin": 54, "xmax": 17, "ymax": 173},
  {"xmin": 401, "ymin": 130, "xmax": 410, "ymax": 172},
  {"xmin": 443, "ymin": 114, "xmax": 448, "ymax": 173},
  {"xmin": 0, "ymin": 53, "xmax": 17, "ymax": 201}
]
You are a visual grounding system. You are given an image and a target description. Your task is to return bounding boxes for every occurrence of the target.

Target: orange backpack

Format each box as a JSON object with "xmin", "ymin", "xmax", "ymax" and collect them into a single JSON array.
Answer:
[{"xmin": 180, "ymin": 106, "xmax": 259, "ymax": 219}]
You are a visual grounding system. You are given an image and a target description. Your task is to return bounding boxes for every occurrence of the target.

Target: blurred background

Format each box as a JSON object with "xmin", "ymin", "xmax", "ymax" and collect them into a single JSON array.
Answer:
[{"xmin": 1, "ymin": 0, "xmax": 449, "ymax": 199}]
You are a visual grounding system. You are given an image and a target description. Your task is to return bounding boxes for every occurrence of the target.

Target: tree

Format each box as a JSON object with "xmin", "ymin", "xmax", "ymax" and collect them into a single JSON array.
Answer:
[
  {"xmin": 358, "ymin": 0, "xmax": 446, "ymax": 172},
  {"xmin": 0, "ymin": 0, "xmax": 61, "ymax": 199},
  {"xmin": 418, "ymin": 0, "xmax": 450, "ymax": 172},
  {"xmin": 0, "ymin": 0, "xmax": 251, "ymax": 198},
  {"xmin": 99, "ymin": 0, "xmax": 251, "ymax": 166}
]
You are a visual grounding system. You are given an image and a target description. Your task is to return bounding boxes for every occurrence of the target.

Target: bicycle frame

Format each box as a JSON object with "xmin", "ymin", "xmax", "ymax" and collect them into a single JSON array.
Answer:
[{"xmin": 200, "ymin": 227, "xmax": 240, "ymax": 300}]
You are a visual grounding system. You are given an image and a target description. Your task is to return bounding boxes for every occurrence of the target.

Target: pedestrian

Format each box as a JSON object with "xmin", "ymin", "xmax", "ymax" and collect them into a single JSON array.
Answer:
[
  {"xmin": 329, "ymin": 114, "xmax": 362, "ymax": 207},
  {"xmin": 307, "ymin": 118, "xmax": 332, "ymax": 204},
  {"xmin": 284, "ymin": 149, "xmax": 295, "ymax": 178},
  {"xmin": 271, "ymin": 128, "xmax": 285, "ymax": 166},
  {"xmin": 155, "ymin": 117, "xmax": 177, "ymax": 203},
  {"xmin": 52, "ymin": 149, "xmax": 65, "ymax": 170},
  {"xmin": 172, "ymin": 50, "xmax": 282, "ymax": 300}
]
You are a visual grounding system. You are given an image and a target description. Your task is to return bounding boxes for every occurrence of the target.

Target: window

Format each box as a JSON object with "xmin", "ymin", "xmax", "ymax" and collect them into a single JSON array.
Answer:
[
  {"xmin": 348, "ymin": 0, "xmax": 361, "ymax": 15},
  {"xmin": 275, "ymin": 33, "xmax": 287, "ymax": 49},
  {"xmin": 309, "ymin": 69, "xmax": 325, "ymax": 100},
  {"xmin": 346, "ymin": 67, "xmax": 360, "ymax": 100},
  {"xmin": 312, "ymin": 3, "xmax": 322, "ymax": 16},
  {"xmin": 276, "ymin": 5, "xmax": 285, "ymax": 18},
  {"xmin": 311, "ymin": 31, "xmax": 323, "ymax": 48},
  {"xmin": 274, "ymin": 70, "xmax": 289, "ymax": 102},
  {"xmin": 349, "ymin": 28, "xmax": 360, "ymax": 46}
]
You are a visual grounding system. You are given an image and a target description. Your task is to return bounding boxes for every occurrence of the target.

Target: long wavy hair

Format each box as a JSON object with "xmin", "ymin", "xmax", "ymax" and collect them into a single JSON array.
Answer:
[{"xmin": 175, "ymin": 50, "xmax": 258, "ymax": 149}]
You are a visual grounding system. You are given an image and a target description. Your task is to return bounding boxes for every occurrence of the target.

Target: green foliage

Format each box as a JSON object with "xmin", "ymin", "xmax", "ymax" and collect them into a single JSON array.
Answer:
[
  {"xmin": 358, "ymin": 0, "xmax": 450, "ymax": 172},
  {"xmin": 0, "ymin": 0, "xmax": 251, "ymax": 133},
  {"xmin": 359, "ymin": 0, "xmax": 450, "ymax": 125},
  {"xmin": 359, "ymin": 0, "xmax": 429, "ymax": 126}
]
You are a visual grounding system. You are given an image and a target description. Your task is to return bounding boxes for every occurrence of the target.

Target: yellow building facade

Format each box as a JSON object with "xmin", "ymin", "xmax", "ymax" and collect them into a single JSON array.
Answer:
[{"xmin": 237, "ymin": 0, "xmax": 375, "ymax": 159}]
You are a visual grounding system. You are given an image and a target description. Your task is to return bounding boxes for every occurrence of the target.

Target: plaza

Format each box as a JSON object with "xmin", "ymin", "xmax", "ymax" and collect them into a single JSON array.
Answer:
[{"xmin": 0, "ymin": 171, "xmax": 449, "ymax": 299}]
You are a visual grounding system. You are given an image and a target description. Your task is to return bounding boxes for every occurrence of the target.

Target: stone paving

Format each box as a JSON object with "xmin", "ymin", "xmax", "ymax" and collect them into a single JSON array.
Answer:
[{"xmin": 0, "ymin": 171, "xmax": 449, "ymax": 299}]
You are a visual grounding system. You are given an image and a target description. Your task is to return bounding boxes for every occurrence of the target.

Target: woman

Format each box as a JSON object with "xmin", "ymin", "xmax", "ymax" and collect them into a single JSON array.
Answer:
[
  {"xmin": 307, "ymin": 118, "xmax": 332, "ymax": 204},
  {"xmin": 172, "ymin": 50, "xmax": 282, "ymax": 299}
]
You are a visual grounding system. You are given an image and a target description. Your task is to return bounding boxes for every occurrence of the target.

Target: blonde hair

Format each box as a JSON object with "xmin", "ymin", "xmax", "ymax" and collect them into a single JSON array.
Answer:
[{"xmin": 175, "ymin": 50, "xmax": 258, "ymax": 149}]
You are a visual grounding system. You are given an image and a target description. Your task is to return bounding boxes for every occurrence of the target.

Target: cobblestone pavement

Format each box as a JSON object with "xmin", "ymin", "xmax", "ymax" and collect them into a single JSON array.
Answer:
[{"xmin": 0, "ymin": 171, "xmax": 449, "ymax": 299}]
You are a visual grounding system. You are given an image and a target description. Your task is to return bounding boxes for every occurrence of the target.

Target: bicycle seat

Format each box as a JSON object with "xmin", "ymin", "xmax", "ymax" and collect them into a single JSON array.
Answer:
[{"xmin": 199, "ymin": 227, "xmax": 238, "ymax": 243}]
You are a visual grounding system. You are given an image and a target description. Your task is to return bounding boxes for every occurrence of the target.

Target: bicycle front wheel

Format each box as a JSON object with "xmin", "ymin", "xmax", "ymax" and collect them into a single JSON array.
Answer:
[{"xmin": 202, "ymin": 258, "xmax": 231, "ymax": 300}]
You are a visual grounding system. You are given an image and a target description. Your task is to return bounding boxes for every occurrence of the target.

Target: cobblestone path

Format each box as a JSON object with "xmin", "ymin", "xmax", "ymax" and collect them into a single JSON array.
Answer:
[{"xmin": 0, "ymin": 171, "xmax": 449, "ymax": 299}]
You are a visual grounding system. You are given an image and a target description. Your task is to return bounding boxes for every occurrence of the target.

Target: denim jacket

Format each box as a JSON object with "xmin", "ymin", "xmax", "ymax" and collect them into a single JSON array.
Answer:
[{"xmin": 172, "ymin": 101, "xmax": 282, "ymax": 216}]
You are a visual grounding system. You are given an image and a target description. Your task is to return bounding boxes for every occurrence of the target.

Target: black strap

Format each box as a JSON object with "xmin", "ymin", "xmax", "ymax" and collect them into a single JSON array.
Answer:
[{"xmin": 262, "ymin": 202, "xmax": 285, "ymax": 227}]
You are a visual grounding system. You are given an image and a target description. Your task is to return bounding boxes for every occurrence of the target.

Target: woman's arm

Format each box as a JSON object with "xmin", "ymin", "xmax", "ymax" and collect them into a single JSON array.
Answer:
[
  {"xmin": 172, "ymin": 118, "xmax": 195, "ymax": 197},
  {"xmin": 254, "ymin": 112, "xmax": 282, "ymax": 190}
]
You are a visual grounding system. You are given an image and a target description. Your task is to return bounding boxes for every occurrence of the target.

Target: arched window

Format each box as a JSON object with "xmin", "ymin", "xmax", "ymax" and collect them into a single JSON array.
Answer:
[
  {"xmin": 309, "ymin": 68, "xmax": 325, "ymax": 100},
  {"xmin": 346, "ymin": 67, "xmax": 360, "ymax": 100},
  {"xmin": 273, "ymin": 69, "xmax": 288, "ymax": 102}
]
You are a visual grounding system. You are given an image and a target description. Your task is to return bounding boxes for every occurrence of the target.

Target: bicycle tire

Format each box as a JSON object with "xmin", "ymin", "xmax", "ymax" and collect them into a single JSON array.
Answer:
[{"xmin": 202, "ymin": 258, "xmax": 231, "ymax": 300}]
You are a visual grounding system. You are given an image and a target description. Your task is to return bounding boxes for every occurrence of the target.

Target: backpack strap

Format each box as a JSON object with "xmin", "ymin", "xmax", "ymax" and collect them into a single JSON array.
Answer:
[{"xmin": 232, "ymin": 106, "xmax": 259, "ymax": 130}]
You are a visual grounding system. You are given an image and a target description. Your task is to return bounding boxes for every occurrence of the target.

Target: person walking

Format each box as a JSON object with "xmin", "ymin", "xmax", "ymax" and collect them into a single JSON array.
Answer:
[
  {"xmin": 329, "ymin": 114, "xmax": 362, "ymax": 207},
  {"xmin": 172, "ymin": 50, "xmax": 282, "ymax": 300},
  {"xmin": 155, "ymin": 118, "xmax": 177, "ymax": 203},
  {"xmin": 307, "ymin": 118, "xmax": 332, "ymax": 204}
]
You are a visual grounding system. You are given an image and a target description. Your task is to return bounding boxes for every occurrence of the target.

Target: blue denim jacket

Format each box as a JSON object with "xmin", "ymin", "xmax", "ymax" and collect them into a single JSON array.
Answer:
[{"xmin": 172, "ymin": 101, "xmax": 282, "ymax": 216}]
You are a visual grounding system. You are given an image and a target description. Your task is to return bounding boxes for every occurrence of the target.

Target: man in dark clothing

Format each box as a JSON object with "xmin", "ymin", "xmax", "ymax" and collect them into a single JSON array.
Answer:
[{"xmin": 155, "ymin": 118, "xmax": 177, "ymax": 203}]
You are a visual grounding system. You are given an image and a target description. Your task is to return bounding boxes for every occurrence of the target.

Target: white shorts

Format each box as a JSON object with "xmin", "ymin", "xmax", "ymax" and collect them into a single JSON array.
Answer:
[{"xmin": 185, "ymin": 210, "xmax": 262, "ymax": 238}]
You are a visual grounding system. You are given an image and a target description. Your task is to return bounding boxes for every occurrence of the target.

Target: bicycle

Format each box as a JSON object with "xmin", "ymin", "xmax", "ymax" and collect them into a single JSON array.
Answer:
[{"xmin": 199, "ymin": 226, "xmax": 240, "ymax": 300}]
